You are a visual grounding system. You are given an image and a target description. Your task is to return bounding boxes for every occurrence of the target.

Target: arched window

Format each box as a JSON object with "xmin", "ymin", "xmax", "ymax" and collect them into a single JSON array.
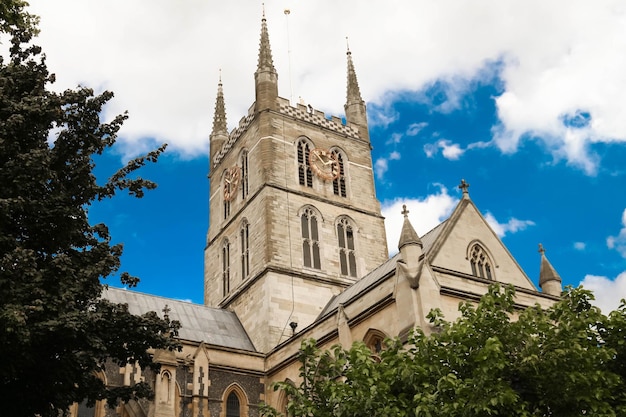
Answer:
[
  {"xmin": 331, "ymin": 149, "xmax": 347, "ymax": 197},
  {"xmin": 221, "ymin": 385, "xmax": 248, "ymax": 417},
  {"xmin": 301, "ymin": 207, "xmax": 321, "ymax": 269},
  {"xmin": 226, "ymin": 392, "xmax": 240, "ymax": 417},
  {"xmin": 337, "ymin": 217, "xmax": 356, "ymax": 277},
  {"xmin": 297, "ymin": 139, "xmax": 313, "ymax": 187},
  {"xmin": 223, "ymin": 188, "xmax": 231, "ymax": 220},
  {"xmin": 469, "ymin": 243, "xmax": 493, "ymax": 280},
  {"xmin": 240, "ymin": 150, "xmax": 249, "ymax": 199},
  {"xmin": 277, "ymin": 379, "xmax": 295, "ymax": 417},
  {"xmin": 240, "ymin": 220, "xmax": 249, "ymax": 279},
  {"xmin": 73, "ymin": 371, "xmax": 106, "ymax": 417},
  {"xmin": 364, "ymin": 329, "xmax": 388, "ymax": 356},
  {"xmin": 222, "ymin": 240, "xmax": 230, "ymax": 296},
  {"xmin": 76, "ymin": 401, "xmax": 96, "ymax": 417},
  {"xmin": 159, "ymin": 370, "xmax": 172, "ymax": 404}
]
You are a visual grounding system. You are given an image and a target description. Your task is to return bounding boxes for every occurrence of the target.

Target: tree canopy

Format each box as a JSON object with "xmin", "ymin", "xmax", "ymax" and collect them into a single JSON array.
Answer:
[
  {"xmin": 263, "ymin": 285, "xmax": 626, "ymax": 417},
  {"xmin": 0, "ymin": 3, "xmax": 180, "ymax": 416}
]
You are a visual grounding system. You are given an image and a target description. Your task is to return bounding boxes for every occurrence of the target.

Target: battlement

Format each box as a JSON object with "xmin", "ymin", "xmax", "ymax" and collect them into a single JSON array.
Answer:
[
  {"xmin": 213, "ymin": 97, "xmax": 360, "ymax": 168},
  {"xmin": 277, "ymin": 97, "xmax": 360, "ymax": 139}
]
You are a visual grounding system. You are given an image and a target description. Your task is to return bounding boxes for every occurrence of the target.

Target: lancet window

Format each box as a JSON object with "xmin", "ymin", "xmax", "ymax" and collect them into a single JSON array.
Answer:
[
  {"xmin": 297, "ymin": 139, "xmax": 313, "ymax": 187},
  {"xmin": 240, "ymin": 220, "xmax": 250, "ymax": 279},
  {"xmin": 337, "ymin": 217, "xmax": 356, "ymax": 277},
  {"xmin": 301, "ymin": 207, "xmax": 321, "ymax": 269},
  {"xmin": 241, "ymin": 150, "xmax": 249, "ymax": 199},
  {"xmin": 331, "ymin": 149, "xmax": 347, "ymax": 197},
  {"xmin": 222, "ymin": 240, "xmax": 230, "ymax": 296},
  {"xmin": 226, "ymin": 392, "xmax": 240, "ymax": 417}
]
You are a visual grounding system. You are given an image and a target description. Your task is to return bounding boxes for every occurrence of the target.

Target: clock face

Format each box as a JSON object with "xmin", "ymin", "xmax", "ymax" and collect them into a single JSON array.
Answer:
[
  {"xmin": 309, "ymin": 148, "xmax": 340, "ymax": 181},
  {"xmin": 223, "ymin": 166, "xmax": 241, "ymax": 201}
]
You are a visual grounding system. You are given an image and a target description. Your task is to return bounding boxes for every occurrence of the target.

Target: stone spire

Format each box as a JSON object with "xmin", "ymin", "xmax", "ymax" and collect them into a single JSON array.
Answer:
[
  {"xmin": 254, "ymin": 10, "xmax": 278, "ymax": 112},
  {"xmin": 538, "ymin": 244, "xmax": 562, "ymax": 296},
  {"xmin": 398, "ymin": 205, "xmax": 422, "ymax": 250},
  {"xmin": 210, "ymin": 74, "xmax": 228, "ymax": 164},
  {"xmin": 344, "ymin": 39, "xmax": 370, "ymax": 142}
]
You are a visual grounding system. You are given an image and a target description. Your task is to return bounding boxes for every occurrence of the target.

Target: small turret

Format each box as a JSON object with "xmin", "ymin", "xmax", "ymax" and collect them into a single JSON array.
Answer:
[
  {"xmin": 397, "ymin": 205, "xmax": 424, "ymax": 288},
  {"xmin": 254, "ymin": 11, "xmax": 278, "ymax": 112},
  {"xmin": 538, "ymin": 244, "xmax": 562, "ymax": 296},
  {"xmin": 209, "ymin": 74, "xmax": 228, "ymax": 165},
  {"xmin": 344, "ymin": 41, "xmax": 369, "ymax": 142}
]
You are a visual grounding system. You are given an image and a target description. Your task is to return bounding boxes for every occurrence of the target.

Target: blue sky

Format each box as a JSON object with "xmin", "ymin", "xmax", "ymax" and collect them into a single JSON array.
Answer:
[{"xmin": 24, "ymin": 0, "xmax": 626, "ymax": 311}]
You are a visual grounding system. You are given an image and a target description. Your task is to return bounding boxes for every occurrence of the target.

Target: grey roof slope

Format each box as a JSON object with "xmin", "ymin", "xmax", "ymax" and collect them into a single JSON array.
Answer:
[
  {"xmin": 103, "ymin": 287, "xmax": 256, "ymax": 352},
  {"xmin": 318, "ymin": 220, "xmax": 447, "ymax": 318}
]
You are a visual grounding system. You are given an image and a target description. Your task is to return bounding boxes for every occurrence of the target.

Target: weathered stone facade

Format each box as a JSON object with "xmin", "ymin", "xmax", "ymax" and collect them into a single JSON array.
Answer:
[{"xmin": 80, "ymin": 13, "xmax": 563, "ymax": 417}]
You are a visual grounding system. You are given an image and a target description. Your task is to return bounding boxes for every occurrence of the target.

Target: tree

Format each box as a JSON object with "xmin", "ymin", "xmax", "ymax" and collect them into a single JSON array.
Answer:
[
  {"xmin": 262, "ymin": 285, "xmax": 626, "ymax": 417},
  {"xmin": 0, "ymin": 3, "xmax": 180, "ymax": 416}
]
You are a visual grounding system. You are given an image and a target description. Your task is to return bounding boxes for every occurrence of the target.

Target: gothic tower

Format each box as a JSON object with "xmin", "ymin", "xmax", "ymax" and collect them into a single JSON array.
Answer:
[{"xmin": 204, "ymin": 15, "xmax": 388, "ymax": 352}]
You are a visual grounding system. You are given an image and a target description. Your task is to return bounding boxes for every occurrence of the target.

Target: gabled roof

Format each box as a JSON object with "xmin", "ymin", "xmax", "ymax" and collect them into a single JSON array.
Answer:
[
  {"xmin": 318, "ymin": 221, "xmax": 447, "ymax": 318},
  {"xmin": 103, "ymin": 287, "xmax": 256, "ymax": 352}
]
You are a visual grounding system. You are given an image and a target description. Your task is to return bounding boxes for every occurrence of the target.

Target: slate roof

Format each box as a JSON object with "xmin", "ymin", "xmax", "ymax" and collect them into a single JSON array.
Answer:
[
  {"xmin": 318, "ymin": 220, "xmax": 447, "ymax": 319},
  {"xmin": 102, "ymin": 287, "xmax": 256, "ymax": 352}
]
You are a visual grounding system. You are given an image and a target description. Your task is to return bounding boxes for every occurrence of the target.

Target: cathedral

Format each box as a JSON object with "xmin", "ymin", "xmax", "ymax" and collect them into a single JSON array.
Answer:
[{"xmin": 76, "ymin": 13, "xmax": 563, "ymax": 417}]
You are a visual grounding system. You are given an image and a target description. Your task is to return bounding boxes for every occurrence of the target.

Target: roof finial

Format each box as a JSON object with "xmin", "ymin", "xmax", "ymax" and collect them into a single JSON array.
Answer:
[
  {"xmin": 262, "ymin": 2, "xmax": 266, "ymax": 19},
  {"xmin": 346, "ymin": 36, "xmax": 351, "ymax": 54},
  {"xmin": 401, "ymin": 204, "xmax": 409, "ymax": 218},
  {"xmin": 538, "ymin": 243, "xmax": 545, "ymax": 255},
  {"xmin": 218, "ymin": 68, "xmax": 222, "ymax": 85},
  {"xmin": 162, "ymin": 304, "xmax": 171, "ymax": 322},
  {"xmin": 458, "ymin": 179, "xmax": 470, "ymax": 198}
]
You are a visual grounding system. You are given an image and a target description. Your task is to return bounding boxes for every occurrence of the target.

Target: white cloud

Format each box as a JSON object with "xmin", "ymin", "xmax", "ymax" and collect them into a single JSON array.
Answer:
[
  {"xmin": 484, "ymin": 212, "xmax": 535, "ymax": 238},
  {"xmin": 440, "ymin": 141, "xmax": 464, "ymax": 160},
  {"xmin": 580, "ymin": 271, "xmax": 626, "ymax": 313},
  {"xmin": 423, "ymin": 139, "xmax": 465, "ymax": 160},
  {"xmin": 607, "ymin": 208, "xmax": 626, "ymax": 257},
  {"xmin": 374, "ymin": 158, "xmax": 388, "ymax": 180},
  {"xmin": 573, "ymin": 241, "xmax": 586, "ymax": 251},
  {"xmin": 406, "ymin": 122, "xmax": 428, "ymax": 136},
  {"xmin": 389, "ymin": 151, "xmax": 401, "ymax": 160},
  {"xmin": 23, "ymin": 0, "xmax": 626, "ymax": 167},
  {"xmin": 382, "ymin": 185, "xmax": 458, "ymax": 255},
  {"xmin": 386, "ymin": 133, "xmax": 403, "ymax": 145}
]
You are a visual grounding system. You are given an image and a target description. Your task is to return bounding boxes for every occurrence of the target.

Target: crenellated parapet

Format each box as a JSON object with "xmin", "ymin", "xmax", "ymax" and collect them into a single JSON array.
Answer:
[
  {"xmin": 212, "ymin": 113, "xmax": 255, "ymax": 168},
  {"xmin": 278, "ymin": 100, "xmax": 360, "ymax": 139},
  {"xmin": 212, "ymin": 98, "xmax": 361, "ymax": 168}
]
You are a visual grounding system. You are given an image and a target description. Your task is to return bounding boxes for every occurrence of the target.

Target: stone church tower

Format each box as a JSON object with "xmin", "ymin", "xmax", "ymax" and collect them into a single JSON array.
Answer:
[{"xmin": 204, "ymin": 16, "xmax": 388, "ymax": 352}]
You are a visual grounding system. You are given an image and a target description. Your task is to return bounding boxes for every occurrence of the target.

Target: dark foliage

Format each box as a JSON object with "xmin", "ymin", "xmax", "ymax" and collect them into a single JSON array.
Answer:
[{"xmin": 0, "ymin": 3, "xmax": 180, "ymax": 416}]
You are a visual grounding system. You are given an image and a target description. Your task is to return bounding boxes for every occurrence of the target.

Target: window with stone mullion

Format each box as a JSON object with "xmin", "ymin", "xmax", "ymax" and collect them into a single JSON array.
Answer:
[
  {"xmin": 337, "ymin": 218, "xmax": 356, "ymax": 277},
  {"xmin": 470, "ymin": 244, "xmax": 492, "ymax": 280},
  {"xmin": 297, "ymin": 140, "xmax": 313, "ymax": 187},
  {"xmin": 332, "ymin": 150, "xmax": 346, "ymax": 197},
  {"xmin": 301, "ymin": 209, "xmax": 321, "ymax": 269}
]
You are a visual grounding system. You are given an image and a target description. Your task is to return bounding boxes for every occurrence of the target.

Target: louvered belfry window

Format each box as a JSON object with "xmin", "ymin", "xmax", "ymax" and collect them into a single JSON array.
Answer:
[
  {"xmin": 301, "ymin": 208, "xmax": 321, "ymax": 269},
  {"xmin": 241, "ymin": 150, "xmax": 249, "ymax": 199},
  {"xmin": 332, "ymin": 150, "xmax": 347, "ymax": 197},
  {"xmin": 240, "ymin": 221, "xmax": 249, "ymax": 279},
  {"xmin": 337, "ymin": 218, "xmax": 356, "ymax": 277},
  {"xmin": 297, "ymin": 140, "xmax": 313, "ymax": 187},
  {"xmin": 222, "ymin": 240, "xmax": 230, "ymax": 295}
]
